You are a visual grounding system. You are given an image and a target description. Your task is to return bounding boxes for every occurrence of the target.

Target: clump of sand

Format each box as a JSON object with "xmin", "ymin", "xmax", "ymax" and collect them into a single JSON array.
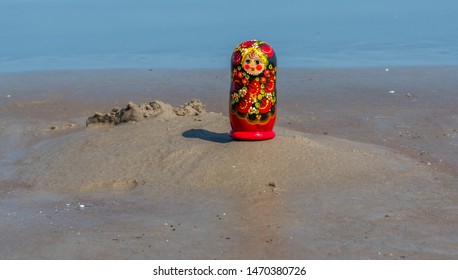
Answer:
[{"xmin": 86, "ymin": 98, "xmax": 206, "ymax": 126}]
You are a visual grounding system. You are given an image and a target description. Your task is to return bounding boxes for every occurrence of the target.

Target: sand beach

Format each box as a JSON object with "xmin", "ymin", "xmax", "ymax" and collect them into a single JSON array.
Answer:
[{"xmin": 0, "ymin": 67, "xmax": 457, "ymax": 259}]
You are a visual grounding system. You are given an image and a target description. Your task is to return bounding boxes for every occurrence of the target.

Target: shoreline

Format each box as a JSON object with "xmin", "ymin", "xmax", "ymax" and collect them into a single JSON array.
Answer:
[{"xmin": 2, "ymin": 64, "xmax": 458, "ymax": 74}]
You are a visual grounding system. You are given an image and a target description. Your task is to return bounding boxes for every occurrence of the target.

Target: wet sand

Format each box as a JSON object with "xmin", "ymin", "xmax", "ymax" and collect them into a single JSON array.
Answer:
[{"xmin": 0, "ymin": 67, "xmax": 457, "ymax": 259}]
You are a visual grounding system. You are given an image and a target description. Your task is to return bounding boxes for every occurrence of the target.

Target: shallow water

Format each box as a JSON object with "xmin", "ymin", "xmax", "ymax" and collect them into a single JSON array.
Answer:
[{"xmin": 1, "ymin": 0, "xmax": 457, "ymax": 72}]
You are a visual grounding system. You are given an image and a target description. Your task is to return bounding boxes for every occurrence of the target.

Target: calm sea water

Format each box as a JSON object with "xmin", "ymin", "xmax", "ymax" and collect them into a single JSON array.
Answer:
[{"xmin": 1, "ymin": 0, "xmax": 457, "ymax": 72}]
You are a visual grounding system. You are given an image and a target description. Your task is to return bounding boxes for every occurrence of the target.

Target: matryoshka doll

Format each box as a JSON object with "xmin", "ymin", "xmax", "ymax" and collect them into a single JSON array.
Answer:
[{"xmin": 229, "ymin": 39, "xmax": 277, "ymax": 140}]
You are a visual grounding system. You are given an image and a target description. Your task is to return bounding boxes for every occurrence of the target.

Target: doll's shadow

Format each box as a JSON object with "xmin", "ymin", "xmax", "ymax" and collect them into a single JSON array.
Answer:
[{"xmin": 182, "ymin": 129, "xmax": 232, "ymax": 143}]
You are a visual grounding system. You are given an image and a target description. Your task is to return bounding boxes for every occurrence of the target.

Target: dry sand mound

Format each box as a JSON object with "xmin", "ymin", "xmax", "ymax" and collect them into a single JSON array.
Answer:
[
  {"xmin": 23, "ymin": 99, "xmax": 424, "ymax": 194},
  {"xmin": 14, "ymin": 99, "xmax": 458, "ymax": 259}
]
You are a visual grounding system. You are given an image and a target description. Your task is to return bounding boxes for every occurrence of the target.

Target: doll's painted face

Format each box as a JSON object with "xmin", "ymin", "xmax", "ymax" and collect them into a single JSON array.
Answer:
[{"xmin": 243, "ymin": 51, "xmax": 265, "ymax": 76}]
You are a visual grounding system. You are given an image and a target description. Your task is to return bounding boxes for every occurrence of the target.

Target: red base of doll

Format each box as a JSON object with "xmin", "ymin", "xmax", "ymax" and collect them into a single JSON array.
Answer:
[{"xmin": 229, "ymin": 130, "xmax": 275, "ymax": 141}]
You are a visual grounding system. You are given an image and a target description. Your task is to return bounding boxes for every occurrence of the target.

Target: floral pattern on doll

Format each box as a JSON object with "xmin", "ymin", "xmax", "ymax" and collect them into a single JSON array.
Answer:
[{"xmin": 230, "ymin": 40, "xmax": 276, "ymax": 123}]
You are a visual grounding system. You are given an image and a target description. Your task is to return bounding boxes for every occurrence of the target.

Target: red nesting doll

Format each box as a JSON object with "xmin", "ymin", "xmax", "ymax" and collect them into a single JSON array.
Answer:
[{"xmin": 229, "ymin": 39, "xmax": 277, "ymax": 140}]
